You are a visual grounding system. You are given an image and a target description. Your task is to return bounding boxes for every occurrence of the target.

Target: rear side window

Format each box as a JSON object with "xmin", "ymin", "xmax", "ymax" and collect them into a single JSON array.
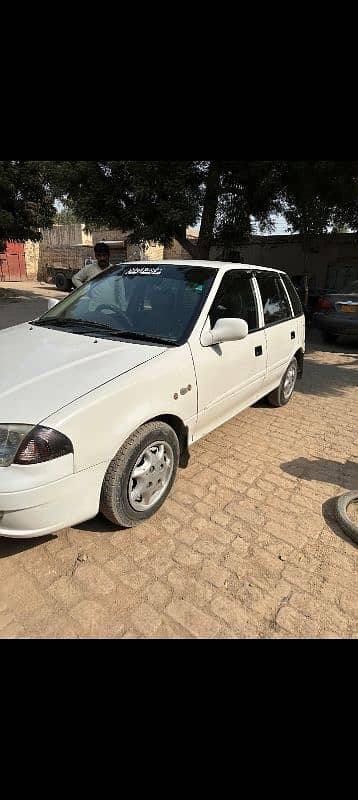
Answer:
[
  {"xmin": 256, "ymin": 273, "xmax": 292, "ymax": 325},
  {"xmin": 281, "ymin": 274, "xmax": 303, "ymax": 317}
]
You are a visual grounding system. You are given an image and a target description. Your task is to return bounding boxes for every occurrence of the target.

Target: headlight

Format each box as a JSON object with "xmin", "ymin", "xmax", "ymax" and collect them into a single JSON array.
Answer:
[
  {"xmin": 0, "ymin": 424, "xmax": 73, "ymax": 467},
  {"xmin": 0, "ymin": 424, "xmax": 33, "ymax": 467}
]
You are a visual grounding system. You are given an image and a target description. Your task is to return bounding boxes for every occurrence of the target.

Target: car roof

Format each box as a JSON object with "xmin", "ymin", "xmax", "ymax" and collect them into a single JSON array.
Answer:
[{"xmin": 121, "ymin": 260, "xmax": 285, "ymax": 274}]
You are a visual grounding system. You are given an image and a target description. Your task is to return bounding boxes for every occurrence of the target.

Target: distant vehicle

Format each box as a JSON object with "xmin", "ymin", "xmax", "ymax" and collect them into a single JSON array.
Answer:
[
  {"xmin": 47, "ymin": 259, "xmax": 97, "ymax": 291},
  {"xmin": 314, "ymin": 280, "xmax": 358, "ymax": 342}
]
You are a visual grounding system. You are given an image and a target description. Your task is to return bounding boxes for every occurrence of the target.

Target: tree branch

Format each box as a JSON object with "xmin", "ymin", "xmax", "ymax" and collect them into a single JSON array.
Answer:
[{"xmin": 197, "ymin": 161, "xmax": 221, "ymax": 257}]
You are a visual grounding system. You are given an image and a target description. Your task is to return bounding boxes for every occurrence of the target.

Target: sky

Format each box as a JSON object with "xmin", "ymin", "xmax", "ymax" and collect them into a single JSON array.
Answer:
[{"xmin": 252, "ymin": 213, "xmax": 290, "ymax": 235}]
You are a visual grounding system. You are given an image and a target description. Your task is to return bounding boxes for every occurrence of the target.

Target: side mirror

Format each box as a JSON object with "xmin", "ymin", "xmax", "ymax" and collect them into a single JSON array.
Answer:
[
  {"xmin": 48, "ymin": 298, "xmax": 60, "ymax": 311},
  {"xmin": 201, "ymin": 317, "xmax": 249, "ymax": 347}
]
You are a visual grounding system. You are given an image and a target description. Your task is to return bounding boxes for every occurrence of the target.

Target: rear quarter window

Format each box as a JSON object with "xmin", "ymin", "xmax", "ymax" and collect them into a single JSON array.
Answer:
[
  {"xmin": 281, "ymin": 274, "xmax": 304, "ymax": 317},
  {"xmin": 256, "ymin": 273, "xmax": 292, "ymax": 325}
]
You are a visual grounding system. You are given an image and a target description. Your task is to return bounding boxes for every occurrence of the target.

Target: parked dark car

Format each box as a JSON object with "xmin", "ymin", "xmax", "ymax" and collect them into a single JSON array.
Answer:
[{"xmin": 314, "ymin": 280, "xmax": 358, "ymax": 342}]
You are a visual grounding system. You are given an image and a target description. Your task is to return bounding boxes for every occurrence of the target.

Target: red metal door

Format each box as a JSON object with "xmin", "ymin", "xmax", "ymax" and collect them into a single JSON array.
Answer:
[{"xmin": 0, "ymin": 242, "xmax": 27, "ymax": 281}]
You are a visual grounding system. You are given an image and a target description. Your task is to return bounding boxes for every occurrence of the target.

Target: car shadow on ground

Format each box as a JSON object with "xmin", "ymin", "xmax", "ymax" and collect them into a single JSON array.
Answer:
[
  {"xmin": 76, "ymin": 514, "xmax": 120, "ymax": 534},
  {"xmin": 0, "ymin": 533, "xmax": 54, "ymax": 558},
  {"xmin": 281, "ymin": 457, "xmax": 358, "ymax": 548},
  {"xmin": 295, "ymin": 330, "xmax": 358, "ymax": 398},
  {"xmin": 255, "ymin": 330, "xmax": 357, "ymax": 402}
]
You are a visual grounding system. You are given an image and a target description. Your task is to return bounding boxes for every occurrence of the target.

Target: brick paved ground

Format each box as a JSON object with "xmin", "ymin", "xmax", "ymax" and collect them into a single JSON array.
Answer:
[{"xmin": 0, "ymin": 289, "xmax": 357, "ymax": 637}]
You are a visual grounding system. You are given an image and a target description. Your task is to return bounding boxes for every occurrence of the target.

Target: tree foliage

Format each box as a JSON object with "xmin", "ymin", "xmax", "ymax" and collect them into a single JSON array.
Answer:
[
  {"xmin": 3, "ymin": 161, "xmax": 357, "ymax": 259},
  {"xmin": 55, "ymin": 202, "xmax": 79, "ymax": 225},
  {"xmin": 277, "ymin": 161, "xmax": 358, "ymax": 238},
  {"xmin": 49, "ymin": 160, "xmax": 358, "ymax": 258},
  {"xmin": 0, "ymin": 161, "xmax": 56, "ymax": 250}
]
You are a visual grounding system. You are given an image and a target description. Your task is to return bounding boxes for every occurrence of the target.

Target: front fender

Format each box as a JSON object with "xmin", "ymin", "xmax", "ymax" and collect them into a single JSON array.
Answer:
[{"xmin": 43, "ymin": 345, "xmax": 197, "ymax": 471}]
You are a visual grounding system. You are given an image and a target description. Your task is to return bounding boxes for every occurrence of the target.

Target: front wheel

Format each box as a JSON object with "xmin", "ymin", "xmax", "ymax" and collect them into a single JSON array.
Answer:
[
  {"xmin": 100, "ymin": 421, "xmax": 179, "ymax": 528},
  {"xmin": 267, "ymin": 357, "xmax": 298, "ymax": 407}
]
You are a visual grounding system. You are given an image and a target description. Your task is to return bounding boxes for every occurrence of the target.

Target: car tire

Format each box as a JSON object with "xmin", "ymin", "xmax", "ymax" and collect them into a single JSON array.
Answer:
[
  {"xmin": 267, "ymin": 357, "xmax": 298, "ymax": 408},
  {"xmin": 335, "ymin": 491, "xmax": 358, "ymax": 544},
  {"xmin": 323, "ymin": 331, "xmax": 338, "ymax": 344},
  {"xmin": 100, "ymin": 421, "xmax": 180, "ymax": 528},
  {"xmin": 55, "ymin": 272, "xmax": 72, "ymax": 291}
]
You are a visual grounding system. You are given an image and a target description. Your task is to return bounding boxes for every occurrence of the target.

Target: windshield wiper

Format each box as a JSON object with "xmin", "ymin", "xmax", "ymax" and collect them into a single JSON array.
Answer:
[
  {"xmin": 113, "ymin": 330, "xmax": 177, "ymax": 346},
  {"xmin": 33, "ymin": 318, "xmax": 126, "ymax": 332},
  {"xmin": 33, "ymin": 318, "xmax": 176, "ymax": 345},
  {"xmin": 33, "ymin": 318, "xmax": 98, "ymax": 328}
]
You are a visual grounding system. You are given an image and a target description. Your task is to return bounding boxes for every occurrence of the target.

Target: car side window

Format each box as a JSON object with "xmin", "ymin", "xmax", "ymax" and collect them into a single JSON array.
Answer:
[
  {"xmin": 209, "ymin": 272, "xmax": 258, "ymax": 332},
  {"xmin": 281, "ymin": 274, "xmax": 303, "ymax": 317},
  {"xmin": 256, "ymin": 273, "xmax": 292, "ymax": 325}
]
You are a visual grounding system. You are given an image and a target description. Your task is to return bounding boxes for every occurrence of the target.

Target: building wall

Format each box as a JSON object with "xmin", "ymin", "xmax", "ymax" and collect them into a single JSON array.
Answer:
[
  {"xmin": 24, "ymin": 241, "xmax": 40, "ymax": 280},
  {"xmin": 24, "ymin": 224, "xmax": 199, "ymax": 280},
  {"xmin": 164, "ymin": 240, "xmax": 192, "ymax": 259},
  {"xmin": 211, "ymin": 234, "xmax": 358, "ymax": 288},
  {"xmin": 41, "ymin": 224, "xmax": 90, "ymax": 247},
  {"xmin": 92, "ymin": 229, "xmax": 127, "ymax": 245},
  {"xmin": 23, "ymin": 225, "xmax": 358, "ymax": 288}
]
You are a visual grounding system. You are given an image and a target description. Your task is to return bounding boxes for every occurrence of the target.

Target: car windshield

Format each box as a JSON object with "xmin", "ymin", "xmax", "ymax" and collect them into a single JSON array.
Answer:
[{"xmin": 36, "ymin": 263, "xmax": 217, "ymax": 345}]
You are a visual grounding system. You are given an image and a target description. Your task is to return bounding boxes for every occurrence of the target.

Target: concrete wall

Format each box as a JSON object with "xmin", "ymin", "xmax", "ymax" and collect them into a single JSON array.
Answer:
[
  {"xmin": 92, "ymin": 229, "xmax": 127, "ymax": 245},
  {"xmin": 24, "ymin": 224, "xmax": 200, "ymax": 279},
  {"xmin": 24, "ymin": 225, "xmax": 358, "ymax": 289},
  {"xmin": 164, "ymin": 239, "xmax": 192, "ymax": 260},
  {"xmin": 24, "ymin": 241, "xmax": 40, "ymax": 280},
  {"xmin": 41, "ymin": 224, "xmax": 91, "ymax": 247},
  {"xmin": 211, "ymin": 234, "xmax": 358, "ymax": 288}
]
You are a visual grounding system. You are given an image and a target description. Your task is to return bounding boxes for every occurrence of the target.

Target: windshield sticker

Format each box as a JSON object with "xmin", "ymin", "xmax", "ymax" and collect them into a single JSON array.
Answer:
[{"xmin": 124, "ymin": 266, "xmax": 163, "ymax": 276}]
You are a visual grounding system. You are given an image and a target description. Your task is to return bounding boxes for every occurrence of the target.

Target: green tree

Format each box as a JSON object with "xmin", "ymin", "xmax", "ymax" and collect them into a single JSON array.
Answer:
[
  {"xmin": 55, "ymin": 202, "xmax": 79, "ymax": 225},
  {"xmin": 277, "ymin": 161, "xmax": 358, "ymax": 236},
  {"xmin": 0, "ymin": 161, "xmax": 56, "ymax": 251},
  {"xmin": 49, "ymin": 160, "xmax": 358, "ymax": 259},
  {"xmin": 49, "ymin": 161, "xmax": 283, "ymax": 258}
]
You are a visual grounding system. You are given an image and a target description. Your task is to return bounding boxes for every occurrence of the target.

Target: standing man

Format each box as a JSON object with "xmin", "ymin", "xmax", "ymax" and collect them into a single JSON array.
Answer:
[
  {"xmin": 72, "ymin": 242, "xmax": 111, "ymax": 288},
  {"xmin": 72, "ymin": 241, "xmax": 126, "ymax": 311}
]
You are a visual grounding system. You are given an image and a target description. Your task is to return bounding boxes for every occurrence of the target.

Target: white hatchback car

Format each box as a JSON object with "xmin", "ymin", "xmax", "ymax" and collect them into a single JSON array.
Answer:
[{"xmin": 0, "ymin": 261, "xmax": 305, "ymax": 538}]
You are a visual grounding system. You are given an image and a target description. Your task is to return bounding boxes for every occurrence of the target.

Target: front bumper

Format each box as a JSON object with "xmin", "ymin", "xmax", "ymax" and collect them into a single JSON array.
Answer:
[
  {"xmin": 0, "ymin": 461, "xmax": 107, "ymax": 538},
  {"xmin": 314, "ymin": 312, "xmax": 358, "ymax": 336}
]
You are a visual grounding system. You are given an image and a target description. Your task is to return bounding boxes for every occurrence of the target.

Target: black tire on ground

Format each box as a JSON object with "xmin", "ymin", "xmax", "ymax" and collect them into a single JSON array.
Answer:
[
  {"xmin": 335, "ymin": 491, "xmax": 358, "ymax": 544},
  {"xmin": 100, "ymin": 421, "xmax": 180, "ymax": 528},
  {"xmin": 55, "ymin": 272, "xmax": 72, "ymax": 291},
  {"xmin": 267, "ymin": 357, "xmax": 298, "ymax": 408},
  {"xmin": 323, "ymin": 331, "xmax": 339, "ymax": 344}
]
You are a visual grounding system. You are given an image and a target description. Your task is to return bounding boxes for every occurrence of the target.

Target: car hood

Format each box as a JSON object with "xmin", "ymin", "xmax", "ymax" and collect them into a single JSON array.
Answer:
[{"xmin": 0, "ymin": 323, "xmax": 166, "ymax": 424}]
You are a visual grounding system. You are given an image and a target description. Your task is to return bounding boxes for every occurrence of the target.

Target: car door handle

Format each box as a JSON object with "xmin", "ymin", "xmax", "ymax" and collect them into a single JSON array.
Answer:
[
  {"xmin": 255, "ymin": 346, "xmax": 263, "ymax": 357},
  {"xmin": 291, "ymin": 331, "xmax": 295, "ymax": 339}
]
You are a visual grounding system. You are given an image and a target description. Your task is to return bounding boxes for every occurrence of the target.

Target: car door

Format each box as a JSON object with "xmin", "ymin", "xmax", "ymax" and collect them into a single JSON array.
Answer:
[
  {"xmin": 190, "ymin": 270, "xmax": 267, "ymax": 441},
  {"xmin": 254, "ymin": 272, "xmax": 297, "ymax": 394}
]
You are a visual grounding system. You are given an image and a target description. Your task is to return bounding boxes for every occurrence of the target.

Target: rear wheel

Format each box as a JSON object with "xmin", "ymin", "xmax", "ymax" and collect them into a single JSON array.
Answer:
[
  {"xmin": 268, "ymin": 357, "xmax": 298, "ymax": 407},
  {"xmin": 55, "ymin": 271, "xmax": 72, "ymax": 291},
  {"xmin": 100, "ymin": 421, "xmax": 179, "ymax": 528}
]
